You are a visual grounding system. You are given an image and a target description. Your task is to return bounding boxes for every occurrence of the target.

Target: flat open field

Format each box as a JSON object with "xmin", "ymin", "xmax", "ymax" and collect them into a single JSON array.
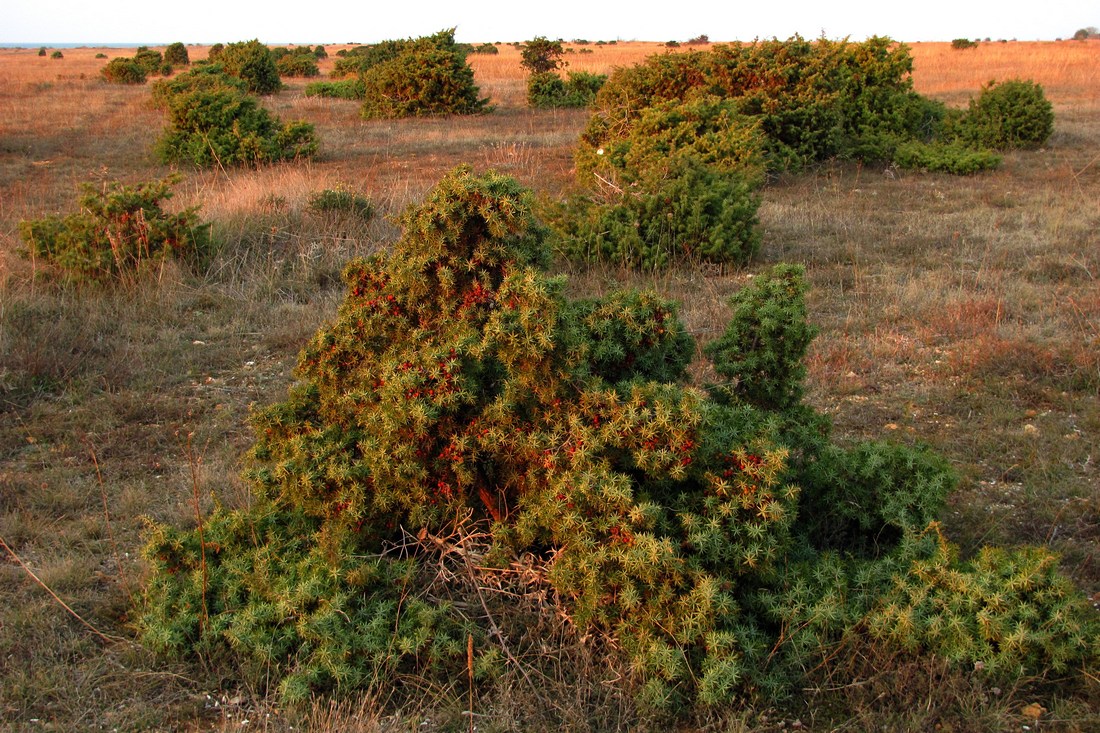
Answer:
[{"xmin": 1, "ymin": 39, "xmax": 1098, "ymax": 731}]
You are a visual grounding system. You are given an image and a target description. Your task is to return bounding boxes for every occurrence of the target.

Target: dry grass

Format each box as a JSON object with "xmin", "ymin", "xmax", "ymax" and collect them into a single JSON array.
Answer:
[{"xmin": 1, "ymin": 39, "xmax": 1098, "ymax": 732}]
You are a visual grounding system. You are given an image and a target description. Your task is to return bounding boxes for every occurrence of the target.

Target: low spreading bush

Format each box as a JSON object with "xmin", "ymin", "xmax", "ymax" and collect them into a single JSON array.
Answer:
[
  {"xmin": 138, "ymin": 168, "xmax": 1100, "ymax": 710},
  {"xmin": 951, "ymin": 38, "xmax": 979, "ymax": 49},
  {"xmin": 893, "ymin": 140, "xmax": 1002, "ymax": 174},
  {"xmin": 17, "ymin": 177, "xmax": 212, "ymax": 283},
  {"xmin": 50, "ymin": 50, "xmax": 63, "ymax": 60},
  {"xmin": 150, "ymin": 64, "xmax": 248, "ymax": 108},
  {"xmin": 276, "ymin": 52, "xmax": 320, "ymax": 78},
  {"xmin": 156, "ymin": 87, "xmax": 317, "ymax": 167},
  {"xmin": 101, "ymin": 57, "xmax": 147, "ymax": 85},
  {"xmin": 527, "ymin": 70, "xmax": 606, "ymax": 108},
  {"xmin": 306, "ymin": 186, "xmax": 374, "ymax": 218},
  {"xmin": 304, "ymin": 78, "xmax": 365, "ymax": 100},
  {"xmin": 473, "ymin": 43, "xmax": 499, "ymax": 54}
]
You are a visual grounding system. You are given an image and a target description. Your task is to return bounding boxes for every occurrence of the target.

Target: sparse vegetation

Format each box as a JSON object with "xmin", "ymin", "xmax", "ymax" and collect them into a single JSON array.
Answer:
[
  {"xmin": 952, "ymin": 38, "xmax": 979, "ymax": 49},
  {"xmin": 17, "ymin": 177, "xmax": 212, "ymax": 283}
]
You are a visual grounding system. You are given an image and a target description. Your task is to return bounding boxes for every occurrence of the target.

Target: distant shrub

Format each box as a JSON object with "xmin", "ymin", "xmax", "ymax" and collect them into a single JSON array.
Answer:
[
  {"xmin": 473, "ymin": 43, "xmax": 499, "ymax": 54},
  {"xmin": 527, "ymin": 70, "xmax": 606, "ymax": 108},
  {"xmin": 961, "ymin": 78, "xmax": 1054, "ymax": 150},
  {"xmin": 951, "ymin": 38, "xmax": 979, "ymax": 49},
  {"xmin": 313, "ymin": 45, "xmax": 328, "ymax": 59},
  {"xmin": 38, "ymin": 47, "xmax": 47, "ymax": 57},
  {"xmin": 331, "ymin": 40, "xmax": 409, "ymax": 78},
  {"xmin": 133, "ymin": 47, "xmax": 164, "ymax": 74},
  {"xmin": 17, "ymin": 177, "xmax": 213, "ymax": 283},
  {"xmin": 207, "ymin": 43, "xmax": 224, "ymax": 61},
  {"xmin": 307, "ymin": 186, "xmax": 374, "ymax": 218},
  {"xmin": 95, "ymin": 52, "xmax": 107, "ymax": 59},
  {"xmin": 359, "ymin": 30, "xmax": 489, "ymax": 119},
  {"xmin": 219, "ymin": 39, "xmax": 281, "ymax": 94},
  {"xmin": 50, "ymin": 51, "xmax": 63, "ymax": 59},
  {"xmin": 276, "ymin": 52, "xmax": 320, "ymax": 77},
  {"xmin": 156, "ymin": 88, "xmax": 317, "ymax": 167},
  {"xmin": 303, "ymin": 78, "xmax": 365, "ymax": 100},
  {"xmin": 520, "ymin": 36, "xmax": 565, "ymax": 74},
  {"xmin": 164, "ymin": 42, "xmax": 190, "ymax": 66},
  {"xmin": 892, "ymin": 140, "xmax": 1002, "ymax": 174},
  {"xmin": 665, "ymin": 40, "xmax": 681, "ymax": 48},
  {"xmin": 686, "ymin": 34, "xmax": 710, "ymax": 45},
  {"xmin": 101, "ymin": 57, "xmax": 147, "ymax": 85}
]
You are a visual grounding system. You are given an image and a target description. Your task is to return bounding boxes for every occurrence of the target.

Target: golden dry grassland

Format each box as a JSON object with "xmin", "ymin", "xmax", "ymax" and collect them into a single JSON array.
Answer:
[{"xmin": 0, "ymin": 38, "xmax": 1098, "ymax": 731}]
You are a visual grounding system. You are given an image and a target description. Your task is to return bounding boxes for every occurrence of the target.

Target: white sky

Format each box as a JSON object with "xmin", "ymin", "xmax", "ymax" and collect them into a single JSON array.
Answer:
[{"xmin": 1, "ymin": 0, "xmax": 1096, "ymax": 45}]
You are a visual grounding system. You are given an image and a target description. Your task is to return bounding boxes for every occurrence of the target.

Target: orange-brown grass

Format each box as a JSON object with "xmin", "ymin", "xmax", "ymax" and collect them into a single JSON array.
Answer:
[
  {"xmin": 1, "ymin": 39, "xmax": 1098, "ymax": 732},
  {"xmin": 910, "ymin": 39, "xmax": 1100, "ymax": 105}
]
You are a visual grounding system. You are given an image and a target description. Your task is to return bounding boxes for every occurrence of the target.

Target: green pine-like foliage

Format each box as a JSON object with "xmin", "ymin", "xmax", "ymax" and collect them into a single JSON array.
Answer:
[{"xmin": 140, "ymin": 168, "xmax": 1099, "ymax": 712}]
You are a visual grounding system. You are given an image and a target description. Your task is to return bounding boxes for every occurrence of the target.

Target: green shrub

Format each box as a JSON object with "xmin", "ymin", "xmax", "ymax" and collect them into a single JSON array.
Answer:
[
  {"xmin": 150, "ymin": 64, "xmax": 248, "ymax": 108},
  {"xmin": 156, "ymin": 88, "xmax": 317, "ymax": 167},
  {"xmin": 140, "ymin": 168, "xmax": 1099, "ymax": 711},
  {"xmin": 133, "ymin": 47, "xmax": 164, "ymax": 74},
  {"xmin": 276, "ymin": 52, "xmax": 320, "ymax": 78},
  {"xmin": 95, "ymin": 52, "xmax": 107, "ymax": 59},
  {"xmin": 359, "ymin": 30, "xmax": 489, "ymax": 119},
  {"xmin": 303, "ymin": 78, "xmax": 365, "ymax": 100},
  {"xmin": 960, "ymin": 78, "xmax": 1054, "ymax": 150},
  {"xmin": 17, "ymin": 177, "xmax": 212, "ymax": 283},
  {"xmin": 313, "ymin": 44, "xmax": 328, "ymax": 59},
  {"xmin": 219, "ymin": 39, "xmax": 281, "ymax": 94},
  {"xmin": 164, "ymin": 42, "xmax": 190, "ymax": 66},
  {"xmin": 473, "ymin": 43, "xmax": 499, "ymax": 54},
  {"xmin": 38, "ymin": 47, "xmax": 47, "ymax": 57},
  {"xmin": 579, "ymin": 36, "xmax": 946, "ymax": 174},
  {"xmin": 101, "ymin": 57, "xmax": 147, "ymax": 85},
  {"xmin": 331, "ymin": 39, "xmax": 411, "ymax": 78},
  {"xmin": 306, "ymin": 186, "xmax": 374, "ymax": 218},
  {"xmin": 520, "ymin": 36, "xmax": 565, "ymax": 74},
  {"xmin": 207, "ymin": 43, "xmax": 224, "ymax": 62},
  {"xmin": 705, "ymin": 265, "xmax": 817, "ymax": 411},
  {"xmin": 527, "ymin": 70, "xmax": 606, "ymax": 108},
  {"xmin": 559, "ymin": 158, "xmax": 761, "ymax": 269},
  {"xmin": 559, "ymin": 96, "xmax": 765, "ymax": 269},
  {"xmin": 50, "ymin": 50, "xmax": 63, "ymax": 60},
  {"xmin": 893, "ymin": 140, "xmax": 1002, "ymax": 174},
  {"xmin": 951, "ymin": 38, "xmax": 979, "ymax": 49}
]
